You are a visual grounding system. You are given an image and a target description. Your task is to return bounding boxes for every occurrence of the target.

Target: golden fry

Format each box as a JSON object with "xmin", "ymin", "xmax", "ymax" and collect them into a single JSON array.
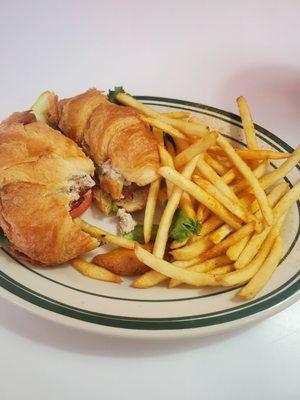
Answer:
[
  {"xmin": 226, "ymin": 235, "xmax": 250, "ymax": 261},
  {"xmin": 161, "ymin": 111, "xmax": 191, "ymax": 119},
  {"xmin": 74, "ymin": 219, "xmax": 135, "ymax": 249},
  {"xmin": 209, "ymin": 265, "xmax": 235, "ymax": 275},
  {"xmin": 71, "ymin": 259, "xmax": 122, "ymax": 283},
  {"xmin": 144, "ymin": 178, "xmax": 161, "ymax": 243},
  {"xmin": 237, "ymin": 96, "xmax": 258, "ymax": 150}
]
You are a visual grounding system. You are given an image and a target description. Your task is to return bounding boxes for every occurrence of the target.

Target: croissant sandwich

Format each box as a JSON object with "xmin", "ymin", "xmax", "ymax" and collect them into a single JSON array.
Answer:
[
  {"xmin": 0, "ymin": 114, "xmax": 99, "ymax": 265},
  {"xmin": 32, "ymin": 88, "xmax": 160, "ymax": 214}
]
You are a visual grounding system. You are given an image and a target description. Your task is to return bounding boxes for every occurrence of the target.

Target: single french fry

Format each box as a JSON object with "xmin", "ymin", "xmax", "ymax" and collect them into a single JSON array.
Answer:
[
  {"xmin": 196, "ymin": 203, "xmax": 210, "ymax": 223},
  {"xmin": 116, "ymin": 92, "xmax": 208, "ymax": 137},
  {"xmin": 169, "ymin": 238, "xmax": 189, "ymax": 250},
  {"xmin": 134, "ymin": 245, "xmax": 218, "ymax": 287},
  {"xmin": 174, "ymin": 132, "xmax": 218, "ymax": 169},
  {"xmin": 133, "ymin": 157, "xmax": 201, "ymax": 288},
  {"xmin": 226, "ymin": 235, "xmax": 251, "ymax": 261},
  {"xmin": 165, "ymin": 139, "xmax": 176, "ymax": 158},
  {"xmin": 209, "ymin": 264, "xmax": 235, "ymax": 275},
  {"xmin": 152, "ymin": 127, "xmax": 164, "ymax": 145},
  {"xmin": 219, "ymin": 216, "xmax": 285, "ymax": 287},
  {"xmin": 193, "ymin": 176, "xmax": 249, "ymax": 222},
  {"xmin": 204, "ymin": 153, "xmax": 229, "ymax": 175},
  {"xmin": 159, "ymin": 166, "xmax": 242, "ymax": 229},
  {"xmin": 161, "ymin": 111, "xmax": 191, "ymax": 119},
  {"xmin": 170, "ymin": 235, "xmax": 214, "ymax": 260},
  {"xmin": 272, "ymin": 181, "xmax": 300, "ymax": 221},
  {"xmin": 71, "ymin": 259, "xmax": 122, "ymax": 283},
  {"xmin": 235, "ymin": 149, "xmax": 290, "ymax": 160},
  {"xmin": 237, "ymin": 96, "xmax": 258, "ymax": 151},
  {"xmin": 179, "ymin": 192, "xmax": 196, "ymax": 219},
  {"xmin": 74, "ymin": 219, "xmax": 135, "ymax": 249},
  {"xmin": 169, "ymin": 255, "xmax": 230, "ymax": 288},
  {"xmin": 141, "ymin": 116, "xmax": 188, "ymax": 141},
  {"xmin": 238, "ymin": 236, "xmax": 283, "ymax": 299},
  {"xmin": 158, "ymin": 144, "xmax": 175, "ymax": 197},
  {"xmin": 144, "ymin": 178, "xmax": 161, "ymax": 243},
  {"xmin": 217, "ymin": 136, "xmax": 273, "ymax": 225}
]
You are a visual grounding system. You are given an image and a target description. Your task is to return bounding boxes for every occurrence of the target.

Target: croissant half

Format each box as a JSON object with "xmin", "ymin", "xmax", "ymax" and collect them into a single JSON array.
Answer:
[
  {"xmin": 43, "ymin": 89, "xmax": 160, "ymax": 210},
  {"xmin": 0, "ymin": 119, "xmax": 98, "ymax": 265}
]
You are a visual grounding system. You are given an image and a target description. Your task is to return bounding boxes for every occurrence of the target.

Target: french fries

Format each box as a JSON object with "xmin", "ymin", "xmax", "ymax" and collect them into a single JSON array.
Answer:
[
  {"xmin": 75, "ymin": 92, "xmax": 299, "ymax": 301},
  {"xmin": 141, "ymin": 116, "xmax": 188, "ymax": 141},
  {"xmin": 116, "ymin": 92, "xmax": 208, "ymax": 137},
  {"xmin": 218, "ymin": 216, "xmax": 285, "ymax": 287},
  {"xmin": 238, "ymin": 236, "xmax": 283, "ymax": 299},
  {"xmin": 193, "ymin": 176, "xmax": 249, "ymax": 223},
  {"xmin": 226, "ymin": 235, "xmax": 250, "ymax": 261},
  {"xmin": 217, "ymin": 136, "xmax": 273, "ymax": 225},
  {"xmin": 170, "ymin": 235, "xmax": 214, "ymax": 260},
  {"xmin": 159, "ymin": 166, "xmax": 242, "ymax": 229},
  {"xmin": 133, "ymin": 156, "xmax": 201, "ymax": 288},
  {"xmin": 74, "ymin": 218, "xmax": 135, "ymax": 249},
  {"xmin": 71, "ymin": 259, "xmax": 122, "ymax": 283},
  {"xmin": 205, "ymin": 153, "xmax": 229, "ymax": 175},
  {"xmin": 134, "ymin": 245, "xmax": 218, "ymax": 287},
  {"xmin": 144, "ymin": 178, "xmax": 161, "ymax": 243},
  {"xmin": 169, "ymin": 255, "xmax": 231, "ymax": 288},
  {"xmin": 174, "ymin": 132, "xmax": 218, "ymax": 168}
]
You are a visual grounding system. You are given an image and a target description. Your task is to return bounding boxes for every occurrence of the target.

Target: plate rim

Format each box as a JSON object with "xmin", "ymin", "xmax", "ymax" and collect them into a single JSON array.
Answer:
[{"xmin": 0, "ymin": 96, "xmax": 299, "ymax": 336}]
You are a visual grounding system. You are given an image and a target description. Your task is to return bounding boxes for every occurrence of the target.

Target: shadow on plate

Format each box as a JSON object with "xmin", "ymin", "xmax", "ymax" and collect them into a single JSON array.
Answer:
[{"xmin": 0, "ymin": 297, "xmax": 262, "ymax": 358}]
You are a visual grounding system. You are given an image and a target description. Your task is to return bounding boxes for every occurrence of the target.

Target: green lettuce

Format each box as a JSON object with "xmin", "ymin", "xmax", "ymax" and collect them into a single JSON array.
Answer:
[
  {"xmin": 0, "ymin": 228, "xmax": 9, "ymax": 246},
  {"xmin": 123, "ymin": 223, "xmax": 158, "ymax": 244},
  {"xmin": 107, "ymin": 86, "xmax": 126, "ymax": 104},
  {"xmin": 169, "ymin": 210, "xmax": 201, "ymax": 242}
]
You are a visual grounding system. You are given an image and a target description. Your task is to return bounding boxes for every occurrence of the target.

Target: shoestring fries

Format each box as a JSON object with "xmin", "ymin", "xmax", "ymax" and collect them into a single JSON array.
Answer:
[{"xmin": 80, "ymin": 94, "xmax": 299, "ymax": 300}]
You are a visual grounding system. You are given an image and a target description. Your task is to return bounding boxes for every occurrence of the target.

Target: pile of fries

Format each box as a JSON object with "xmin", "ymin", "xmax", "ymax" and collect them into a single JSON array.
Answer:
[{"xmin": 72, "ymin": 94, "xmax": 300, "ymax": 301}]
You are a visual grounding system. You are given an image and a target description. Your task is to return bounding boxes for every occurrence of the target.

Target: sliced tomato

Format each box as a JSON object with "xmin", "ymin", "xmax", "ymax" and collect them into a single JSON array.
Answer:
[{"xmin": 70, "ymin": 190, "xmax": 93, "ymax": 219}]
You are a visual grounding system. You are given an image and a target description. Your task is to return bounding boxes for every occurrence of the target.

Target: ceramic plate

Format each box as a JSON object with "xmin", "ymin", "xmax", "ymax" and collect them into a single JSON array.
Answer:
[{"xmin": 0, "ymin": 97, "xmax": 299, "ymax": 339}]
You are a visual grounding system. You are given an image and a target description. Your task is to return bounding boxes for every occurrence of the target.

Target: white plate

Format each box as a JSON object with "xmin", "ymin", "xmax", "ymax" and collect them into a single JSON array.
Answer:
[{"xmin": 0, "ymin": 96, "xmax": 299, "ymax": 339}]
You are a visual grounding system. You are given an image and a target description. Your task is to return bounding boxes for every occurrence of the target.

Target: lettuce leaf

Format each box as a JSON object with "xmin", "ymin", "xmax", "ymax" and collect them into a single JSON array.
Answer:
[
  {"xmin": 123, "ymin": 223, "xmax": 158, "ymax": 244},
  {"xmin": 0, "ymin": 228, "xmax": 9, "ymax": 246},
  {"xmin": 169, "ymin": 210, "xmax": 201, "ymax": 242},
  {"xmin": 107, "ymin": 86, "xmax": 126, "ymax": 104}
]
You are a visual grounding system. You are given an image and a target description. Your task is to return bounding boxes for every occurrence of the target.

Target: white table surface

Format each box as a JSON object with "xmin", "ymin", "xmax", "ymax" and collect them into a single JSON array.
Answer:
[{"xmin": 0, "ymin": 1, "xmax": 299, "ymax": 399}]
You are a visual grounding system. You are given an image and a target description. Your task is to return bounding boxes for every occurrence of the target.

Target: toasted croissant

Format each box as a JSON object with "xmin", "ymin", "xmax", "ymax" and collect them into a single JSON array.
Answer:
[
  {"xmin": 49, "ymin": 89, "xmax": 160, "ymax": 203},
  {"xmin": 0, "ymin": 120, "xmax": 98, "ymax": 265}
]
